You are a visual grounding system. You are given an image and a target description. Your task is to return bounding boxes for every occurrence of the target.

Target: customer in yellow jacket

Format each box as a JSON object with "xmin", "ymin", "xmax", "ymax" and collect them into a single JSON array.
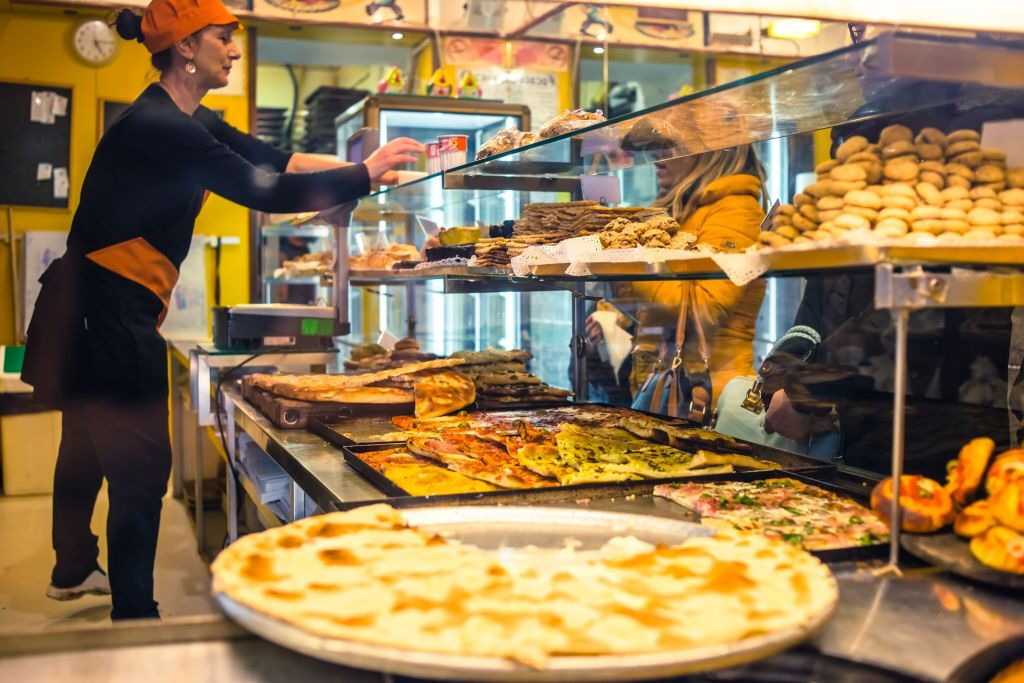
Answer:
[{"xmin": 629, "ymin": 145, "xmax": 767, "ymax": 409}]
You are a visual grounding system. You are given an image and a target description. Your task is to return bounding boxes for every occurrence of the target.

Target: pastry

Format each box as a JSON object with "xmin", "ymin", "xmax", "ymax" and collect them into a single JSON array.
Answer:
[
  {"xmin": 827, "ymin": 162, "xmax": 868, "ymax": 180},
  {"xmin": 771, "ymin": 214, "xmax": 792, "ymax": 229},
  {"xmin": 977, "ymin": 164, "xmax": 1007, "ymax": 184},
  {"xmin": 991, "ymin": 480, "xmax": 1024, "ymax": 532},
  {"xmin": 937, "ymin": 231, "xmax": 964, "ymax": 243},
  {"xmin": 882, "ymin": 140, "xmax": 916, "ymax": 160},
  {"xmin": 968, "ymin": 207, "xmax": 1001, "ymax": 226},
  {"xmin": 940, "ymin": 207, "xmax": 968, "ymax": 220},
  {"xmin": 834, "ymin": 213, "xmax": 872, "ymax": 231},
  {"xmin": 941, "ymin": 186, "xmax": 970, "ymax": 202},
  {"xmin": 815, "ymin": 159, "xmax": 839, "ymax": 175},
  {"xmin": 1003, "ymin": 210, "xmax": 1024, "ymax": 224},
  {"xmin": 955, "ymin": 500, "xmax": 996, "ymax": 538},
  {"xmin": 941, "ymin": 219, "xmax": 970, "ymax": 234},
  {"xmin": 982, "ymin": 148, "xmax": 1008, "ymax": 163},
  {"xmin": 844, "ymin": 189, "xmax": 883, "ymax": 209},
  {"xmin": 836, "ymin": 135, "xmax": 869, "ymax": 162},
  {"xmin": 882, "ymin": 195, "xmax": 917, "ymax": 210},
  {"xmin": 945, "ymin": 199, "xmax": 974, "ymax": 212},
  {"xmin": 951, "ymin": 151, "xmax": 984, "ymax": 168},
  {"xmin": 884, "ymin": 158, "xmax": 920, "ymax": 182},
  {"xmin": 910, "ymin": 205, "xmax": 943, "ymax": 221},
  {"xmin": 1005, "ymin": 224, "xmax": 1024, "ymax": 235},
  {"xmin": 779, "ymin": 204, "xmax": 796, "ymax": 216},
  {"xmin": 987, "ymin": 450, "xmax": 1024, "ymax": 497},
  {"xmin": 974, "ymin": 198, "xmax": 1003, "ymax": 211},
  {"xmin": 970, "ymin": 525, "xmax": 1024, "ymax": 574},
  {"xmin": 970, "ymin": 186, "xmax": 997, "ymax": 200},
  {"xmin": 1009, "ymin": 168, "xmax": 1024, "ymax": 189},
  {"xmin": 803, "ymin": 181, "xmax": 830, "ymax": 198},
  {"xmin": 982, "ymin": 181, "xmax": 1007, "ymax": 191},
  {"xmin": 998, "ymin": 233, "xmax": 1024, "ymax": 243},
  {"xmin": 946, "ymin": 163, "xmax": 975, "ymax": 181},
  {"xmin": 817, "ymin": 195, "xmax": 845, "ymax": 210},
  {"xmin": 948, "ymin": 175, "xmax": 972, "ymax": 190},
  {"xmin": 870, "ymin": 475, "xmax": 955, "ymax": 533},
  {"xmin": 879, "ymin": 124, "xmax": 913, "ymax": 147},
  {"xmin": 847, "ymin": 151, "xmax": 880, "ymax": 164},
  {"xmin": 760, "ymin": 233, "xmax": 791, "ymax": 248},
  {"xmin": 828, "ymin": 180, "xmax": 867, "ymax": 195},
  {"xmin": 999, "ymin": 189, "xmax": 1024, "ymax": 207},
  {"xmin": 413, "ymin": 370, "xmax": 476, "ymax": 419},
  {"xmin": 912, "ymin": 219, "xmax": 944, "ymax": 234},
  {"xmin": 875, "ymin": 218, "xmax": 909, "ymax": 235},
  {"xmin": 844, "ymin": 206, "xmax": 878, "ymax": 222},
  {"xmin": 964, "ymin": 229, "xmax": 998, "ymax": 241},
  {"xmin": 947, "ymin": 140, "xmax": 981, "ymax": 157},
  {"xmin": 793, "ymin": 192, "xmax": 813, "ymax": 207},
  {"xmin": 798, "ymin": 204, "xmax": 820, "ymax": 222},
  {"xmin": 914, "ymin": 127, "xmax": 947, "ymax": 147},
  {"xmin": 946, "ymin": 437, "xmax": 995, "ymax": 506},
  {"xmin": 880, "ymin": 183, "xmax": 918, "ymax": 199},
  {"xmin": 915, "ymin": 182, "xmax": 943, "ymax": 207},
  {"xmin": 915, "ymin": 142, "xmax": 944, "ymax": 160},
  {"xmin": 919, "ymin": 170, "xmax": 946, "ymax": 189},
  {"xmin": 817, "ymin": 209, "xmax": 842, "ymax": 222},
  {"xmin": 791, "ymin": 214, "xmax": 817, "ymax": 232},
  {"xmin": 946, "ymin": 129, "xmax": 981, "ymax": 144},
  {"xmin": 878, "ymin": 207, "xmax": 912, "ymax": 222}
]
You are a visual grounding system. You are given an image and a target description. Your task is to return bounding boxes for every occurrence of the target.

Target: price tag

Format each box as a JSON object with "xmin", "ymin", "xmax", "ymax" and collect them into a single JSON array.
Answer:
[
  {"xmin": 580, "ymin": 174, "xmax": 621, "ymax": 204},
  {"xmin": 981, "ymin": 119, "xmax": 1024, "ymax": 167},
  {"xmin": 377, "ymin": 329, "xmax": 399, "ymax": 350}
]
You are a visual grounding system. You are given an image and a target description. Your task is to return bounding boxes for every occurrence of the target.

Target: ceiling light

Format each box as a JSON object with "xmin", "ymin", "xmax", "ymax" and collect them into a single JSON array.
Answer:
[
  {"xmin": 767, "ymin": 18, "xmax": 821, "ymax": 40},
  {"xmin": 391, "ymin": 32, "xmax": 403, "ymax": 40},
  {"xmin": 593, "ymin": 46, "xmax": 605, "ymax": 55}
]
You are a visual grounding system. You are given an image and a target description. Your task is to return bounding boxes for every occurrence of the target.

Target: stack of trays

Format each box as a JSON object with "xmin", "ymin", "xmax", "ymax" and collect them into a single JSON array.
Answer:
[
  {"xmin": 302, "ymin": 86, "xmax": 367, "ymax": 154},
  {"xmin": 256, "ymin": 107, "xmax": 288, "ymax": 148}
]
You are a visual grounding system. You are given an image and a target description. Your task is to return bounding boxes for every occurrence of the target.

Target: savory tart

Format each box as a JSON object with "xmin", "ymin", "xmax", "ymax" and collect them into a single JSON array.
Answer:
[
  {"xmin": 655, "ymin": 478, "xmax": 889, "ymax": 551},
  {"xmin": 970, "ymin": 525, "xmax": 1024, "ymax": 574},
  {"xmin": 945, "ymin": 437, "xmax": 995, "ymax": 505},
  {"xmin": 870, "ymin": 475, "xmax": 955, "ymax": 533},
  {"xmin": 212, "ymin": 504, "xmax": 837, "ymax": 667}
]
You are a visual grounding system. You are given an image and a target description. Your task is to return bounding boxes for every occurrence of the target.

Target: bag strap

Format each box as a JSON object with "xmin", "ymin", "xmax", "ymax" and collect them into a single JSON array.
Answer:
[{"xmin": 670, "ymin": 285, "xmax": 710, "ymax": 370}]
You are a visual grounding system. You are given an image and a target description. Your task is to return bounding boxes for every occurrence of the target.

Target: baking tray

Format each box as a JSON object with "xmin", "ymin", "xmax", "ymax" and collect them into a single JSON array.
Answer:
[
  {"xmin": 241, "ymin": 383, "xmax": 412, "ymax": 430},
  {"xmin": 214, "ymin": 505, "xmax": 838, "ymax": 681},
  {"xmin": 901, "ymin": 532, "xmax": 1024, "ymax": 591},
  {"xmin": 332, "ymin": 449, "xmax": 886, "ymax": 563}
]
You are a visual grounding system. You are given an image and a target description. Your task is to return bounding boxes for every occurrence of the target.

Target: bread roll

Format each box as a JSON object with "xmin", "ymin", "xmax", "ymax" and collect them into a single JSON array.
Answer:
[
  {"xmin": 955, "ymin": 500, "xmax": 995, "ymax": 538},
  {"xmin": 870, "ymin": 475, "xmax": 955, "ymax": 533},
  {"xmin": 970, "ymin": 526, "xmax": 1024, "ymax": 574}
]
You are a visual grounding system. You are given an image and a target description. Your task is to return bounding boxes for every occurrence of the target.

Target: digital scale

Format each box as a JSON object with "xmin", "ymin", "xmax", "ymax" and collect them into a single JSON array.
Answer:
[{"xmin": 212, "ymin": 304, "xmax": 350, "ymax": 350}]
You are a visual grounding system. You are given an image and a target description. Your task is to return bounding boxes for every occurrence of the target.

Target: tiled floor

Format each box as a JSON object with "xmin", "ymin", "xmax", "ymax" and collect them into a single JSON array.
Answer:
[{"xmin": 0, "ymin": 487, "xmax": 218, "ymax": 633}]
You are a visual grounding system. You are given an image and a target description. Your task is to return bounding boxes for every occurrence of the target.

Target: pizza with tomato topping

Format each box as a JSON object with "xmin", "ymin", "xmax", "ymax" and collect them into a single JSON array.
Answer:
[{"xmin": 654, "ymin": 478, "xmax": 889, "ymax": 551}]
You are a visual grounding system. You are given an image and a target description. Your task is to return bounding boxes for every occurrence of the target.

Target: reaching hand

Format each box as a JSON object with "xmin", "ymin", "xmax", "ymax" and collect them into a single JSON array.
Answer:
[
  {"xmin": 585, "ymin": 315, "xmax": 604, "ymax": 343},
  {"xmin": 364, "ymin": 137, "xmax": 425, "ymax": 183},
  {"xmin": 764, "ymin": 389, "xmax": 834, "ymax": 441}
]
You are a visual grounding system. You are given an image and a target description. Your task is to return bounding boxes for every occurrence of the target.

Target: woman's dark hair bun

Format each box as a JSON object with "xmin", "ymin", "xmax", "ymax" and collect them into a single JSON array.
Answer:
[{"xmin": 114, "ymin": 9, "xmax": 144, "ymax": 42}]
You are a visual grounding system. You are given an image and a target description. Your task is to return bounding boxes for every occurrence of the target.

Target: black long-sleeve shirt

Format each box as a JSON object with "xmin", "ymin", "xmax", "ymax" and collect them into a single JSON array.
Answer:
[{"xmin": 67, "ymin": 83, "xmax": 369, "ymax": 269}]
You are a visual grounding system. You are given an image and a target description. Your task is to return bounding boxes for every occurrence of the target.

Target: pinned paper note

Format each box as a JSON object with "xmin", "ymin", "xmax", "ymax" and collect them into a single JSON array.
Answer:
[
  {"xmin": 981, "ymin": 119, "xmax": 1024, "ymax": 167},
  {"xmin": 53, "ymin": 167, "xmax": 68, "ymax": 199},
  {"xmin": 52, "ymin": 95, "xmax": 68, "ymax": 117},
  {"xmin": 36, "ymin": 163, "xmax": 53, "ymax": 181},
  {"xmin": 580, "ymin": 174, "xmax": 621, "ymax": 204}
]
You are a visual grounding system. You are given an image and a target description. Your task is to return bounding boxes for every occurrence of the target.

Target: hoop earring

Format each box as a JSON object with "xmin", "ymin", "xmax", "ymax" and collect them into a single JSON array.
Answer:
[{"xmin": 185, "ymin": 61, "xmax": 197, "ymax": 74}]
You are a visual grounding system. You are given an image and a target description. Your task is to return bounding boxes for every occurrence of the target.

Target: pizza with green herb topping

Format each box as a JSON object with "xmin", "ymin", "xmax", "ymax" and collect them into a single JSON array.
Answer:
[{"xmin": 653, "ymin": 478, "xmax": 889, "ymax": 551}]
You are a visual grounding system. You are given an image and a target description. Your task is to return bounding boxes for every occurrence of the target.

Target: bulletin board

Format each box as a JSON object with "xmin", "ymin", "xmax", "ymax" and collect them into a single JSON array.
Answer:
[{"xmin": 0, "ymin": 81, "xmax": 73, "ymax": 209}]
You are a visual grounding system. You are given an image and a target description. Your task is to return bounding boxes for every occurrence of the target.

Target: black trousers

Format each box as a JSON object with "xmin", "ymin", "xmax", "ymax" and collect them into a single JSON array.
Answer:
[{"xmin": 51, "ymin": 399, "xmax": 171, "ymax": 620}]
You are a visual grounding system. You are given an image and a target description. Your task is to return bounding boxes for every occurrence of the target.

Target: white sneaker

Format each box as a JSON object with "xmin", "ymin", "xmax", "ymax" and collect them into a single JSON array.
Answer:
[{"xmin": 46, "ymin": 569, "xmax": 111, "ymax": 601}]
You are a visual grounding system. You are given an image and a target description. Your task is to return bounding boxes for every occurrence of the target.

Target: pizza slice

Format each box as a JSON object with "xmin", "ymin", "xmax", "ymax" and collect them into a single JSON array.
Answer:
[
  {"xmin": 412, "ymin": 369, "xmax": 475, "ymax": 419},
  {"xmin": 407, "ymin": 431, "xmax": 556, "ymax": 489}
]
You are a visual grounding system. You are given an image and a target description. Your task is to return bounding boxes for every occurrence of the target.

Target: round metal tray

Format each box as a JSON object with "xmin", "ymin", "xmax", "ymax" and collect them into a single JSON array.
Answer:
[
  {"xmin": 215, "ymin": 506, "xmax": 839, "ymax": 681},
  {"xmin": 901, "ymin": 532, "xmax": 1024, "ymax": 590}
]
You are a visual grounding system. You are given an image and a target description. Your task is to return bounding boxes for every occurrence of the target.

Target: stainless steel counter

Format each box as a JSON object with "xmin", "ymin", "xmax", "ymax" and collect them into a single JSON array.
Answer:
[{"xmin": 211, "ymin": 388, "xmax": 1024, "ymax": 682}]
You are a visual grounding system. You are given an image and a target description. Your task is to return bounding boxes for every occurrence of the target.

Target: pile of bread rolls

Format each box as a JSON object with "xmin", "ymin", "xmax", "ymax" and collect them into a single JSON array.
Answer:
[
  {"xmin": 762, "ymin": 124, "xmax": 1024, "ymax": 249},
  {"xmin": 870, "ymin": 437, "xmax": 1024, "ymax": 575}
]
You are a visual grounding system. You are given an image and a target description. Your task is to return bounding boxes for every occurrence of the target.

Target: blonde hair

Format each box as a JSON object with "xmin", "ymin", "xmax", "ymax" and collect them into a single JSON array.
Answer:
[{"xmin": 652, "ymin": 145, "xmax": 767, "ymax": 220}]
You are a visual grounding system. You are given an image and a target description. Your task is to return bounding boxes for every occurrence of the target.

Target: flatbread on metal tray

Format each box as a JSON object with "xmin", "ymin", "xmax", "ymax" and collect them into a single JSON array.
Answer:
[
  {"xmin": 412, "ymin": 369, "xmax": 475, "ymax": 419},
  {"xmin": 212, "ymin": 504, "xmax": 838, "ymax": 668},
  {"xmin": 619, "ymin": 414, "xmax": 753, "ymax": 453},
  {"xmin": 246, "ymin": 359, "xmax": 466, "ymax": 402},
  {"xmin": 407, "ymin": 431, "xmax": 557, "ymax": 489}
]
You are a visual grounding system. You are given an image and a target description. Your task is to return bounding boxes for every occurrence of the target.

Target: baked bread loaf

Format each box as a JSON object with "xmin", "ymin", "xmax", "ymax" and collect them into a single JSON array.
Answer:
[
  {"xmin": 954, "ymin": 500, "xmax": 995, "ymax": 538},
  {"xmin": 870, "ymin": 475, "xmax": 955, "ymax": 532},
  {"xmin": 945, "ymin": 437, "xmax": 995, "ymax": 506},
  {"xmin": 970, "ymin": 525, "xmax": 1024, "ymax": 574},
  {"xmin": 990, "ymin": 479, "xmax": 1024, "ymax": 532},
  {"xmin": 987, "ymin": 449, "xmax": 1024, "ymax": 497}
]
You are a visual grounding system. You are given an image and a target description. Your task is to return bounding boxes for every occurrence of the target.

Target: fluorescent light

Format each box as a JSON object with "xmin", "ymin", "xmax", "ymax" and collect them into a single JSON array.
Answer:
[
  {"xmin": 767, "ymin": 18, "xmax": 821, "ymax": 40},
  {"xmin": 593, "ymin": 46, "xmax": 605, "ymax": 54},
  {"xmin": 391, "ymin": 32, "xmax": 403, "ymax": 40}
]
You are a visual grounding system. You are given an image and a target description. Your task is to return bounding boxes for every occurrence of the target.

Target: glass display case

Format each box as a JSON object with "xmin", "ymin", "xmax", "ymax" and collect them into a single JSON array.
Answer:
[
  {"xmin": 334, "ymin": 94, "xmax": 531, "ymax": 166},
  {"xmin": 337, "ymin": 30, "xmax": 1024, "ymax": 464}
]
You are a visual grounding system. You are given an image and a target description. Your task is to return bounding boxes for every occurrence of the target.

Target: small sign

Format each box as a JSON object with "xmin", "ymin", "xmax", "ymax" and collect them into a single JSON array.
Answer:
[
  {"xmin": 580, "ymin": 174, "xmax": 621, "ymax": 204},
  {"xmin": 981, "ymin": 119, "xmax": 1024, "ymax": 167},
  {"xmin": 377, "ymin": 329, "xmax": 399, "ymax": 350},
  {"xmin": 36, "ymin": 163, "xmax": 52, "ymax": 181},
  {"xmin": 415, "ymin": 215, "xmax": 439, "ymax": 238},
  {"xmin": 52, "ymin": 94, "xmax": 68, "ymax": 117},
  {"xmin": 760, "ymin": 199, "xmax": 781, "ymax": 233}
]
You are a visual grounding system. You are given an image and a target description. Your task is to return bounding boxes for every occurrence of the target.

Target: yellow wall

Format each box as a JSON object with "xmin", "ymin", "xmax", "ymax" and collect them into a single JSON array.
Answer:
[{"xmin": 0, "ymin": 4, "xmax": 251, "ymax": 344}]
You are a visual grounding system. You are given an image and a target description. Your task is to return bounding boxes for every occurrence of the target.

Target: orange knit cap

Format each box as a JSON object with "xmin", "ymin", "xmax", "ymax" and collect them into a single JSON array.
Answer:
[{"xmin": 141, "ymin": 0, "xmax": 240, "ymax": 54}]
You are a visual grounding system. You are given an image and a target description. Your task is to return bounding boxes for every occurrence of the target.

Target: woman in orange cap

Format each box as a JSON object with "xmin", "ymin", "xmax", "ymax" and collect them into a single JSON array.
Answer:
[{"xmin": 21, "ymin": 0, "xmax": 421, "ymax": 620}]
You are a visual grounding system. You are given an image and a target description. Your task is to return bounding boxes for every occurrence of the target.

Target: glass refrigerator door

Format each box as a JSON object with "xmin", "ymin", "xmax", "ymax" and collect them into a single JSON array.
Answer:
[{"xmin": 377, "ymin": 109, "xmax": 521, "ymax": 163}]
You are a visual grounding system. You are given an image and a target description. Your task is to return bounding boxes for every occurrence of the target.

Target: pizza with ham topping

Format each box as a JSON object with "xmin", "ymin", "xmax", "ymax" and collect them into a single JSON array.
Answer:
[{"xmin": 654, "ymin": 478, "xmax": 889, "ymax": 551}]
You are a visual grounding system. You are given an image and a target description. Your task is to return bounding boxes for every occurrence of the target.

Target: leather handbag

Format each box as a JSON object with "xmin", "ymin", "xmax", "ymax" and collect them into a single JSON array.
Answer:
[{"xmin": 630, "ymin": 286, "xmax": 712, "ymax": 424}]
